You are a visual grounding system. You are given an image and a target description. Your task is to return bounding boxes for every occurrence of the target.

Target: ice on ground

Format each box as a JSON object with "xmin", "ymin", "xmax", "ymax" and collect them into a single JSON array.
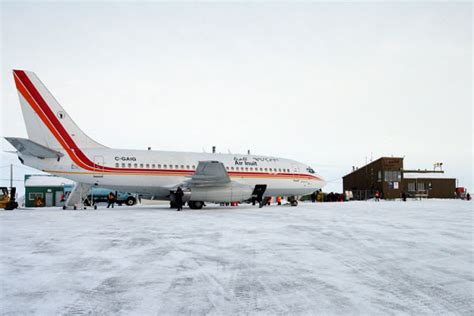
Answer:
[{"xmin": 1, "ymin": 200, "xmax": 472, "ymax": 315}]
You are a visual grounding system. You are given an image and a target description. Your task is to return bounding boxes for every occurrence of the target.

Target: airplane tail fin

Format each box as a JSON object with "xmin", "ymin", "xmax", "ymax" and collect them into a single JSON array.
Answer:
[{"xmin": 12, "ymin": 70, "xmax": 106, "ymax": 151}]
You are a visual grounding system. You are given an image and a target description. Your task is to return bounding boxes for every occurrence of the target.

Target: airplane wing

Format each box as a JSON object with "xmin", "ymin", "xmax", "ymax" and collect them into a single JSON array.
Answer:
[
  {"xmin": 185, "ymin": 161, "xmax": 231, "ymax": 187},
  {"xmin": 4, "ymin": 137, "xmax": 64, "ymax": 159}
]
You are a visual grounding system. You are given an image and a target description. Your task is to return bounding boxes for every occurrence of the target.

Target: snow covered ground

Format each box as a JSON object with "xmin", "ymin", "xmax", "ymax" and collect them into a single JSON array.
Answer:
[{"xmin": 1, "ymin": 200, "xmax": 472, "ymax": 315}]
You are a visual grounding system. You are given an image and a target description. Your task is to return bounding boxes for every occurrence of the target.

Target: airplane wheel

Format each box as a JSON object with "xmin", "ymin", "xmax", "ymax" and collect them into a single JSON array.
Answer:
[
  {"xmin": 94, "ymin": 205, "xmax": 98, "ymax": 210},
  {"xmin": 73, "ymin": 206, "xmax": 77, "ymax": 210},
  {"xmin": 62, "ymin": 206, "xmax": 66, "ymax": 210},
  {"xmin": 291, "ymin": 200, "xmax": 298, "ymax": 207},
  {"xmin": 189, "ymin": 201, "xmax": 204, "ymax": 210}
]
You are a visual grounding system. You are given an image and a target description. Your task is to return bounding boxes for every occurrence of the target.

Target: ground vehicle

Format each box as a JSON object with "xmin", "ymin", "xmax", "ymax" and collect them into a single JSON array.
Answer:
[
  {"xmin": 63, "ymin": 185, "xmax": 137, "ymax": 206},
  {"xmin": 0, "ymin": 187, "xmax": 19, "ymax": 210}
]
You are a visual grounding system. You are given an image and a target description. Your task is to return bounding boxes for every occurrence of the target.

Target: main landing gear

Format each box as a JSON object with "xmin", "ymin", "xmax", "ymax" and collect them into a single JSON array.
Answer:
[{"xmin": 188, "ymin": 201, "xmax": 204, "ymax": 210}]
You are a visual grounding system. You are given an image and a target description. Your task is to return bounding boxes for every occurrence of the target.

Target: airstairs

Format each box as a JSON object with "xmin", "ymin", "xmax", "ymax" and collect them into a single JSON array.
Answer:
[{"xmin": 64, "ymin": 183, "xmax": 92, "ymax": 210}]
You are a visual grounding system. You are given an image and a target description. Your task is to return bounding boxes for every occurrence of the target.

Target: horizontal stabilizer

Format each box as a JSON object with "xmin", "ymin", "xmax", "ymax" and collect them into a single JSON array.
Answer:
[
  {"xmin": 4, "ymin": 137, "xmax": 64, "ymax": 159},
  {"xmin": 185, "ymin": 161, "xmax": 231, "ymax": 187}
]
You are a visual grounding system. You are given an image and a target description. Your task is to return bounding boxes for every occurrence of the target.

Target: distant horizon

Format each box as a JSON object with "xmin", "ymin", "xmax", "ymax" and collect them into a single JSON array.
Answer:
[{"xmin": 1, "ymin": 1, "xmax": 472, "ymax": 196}]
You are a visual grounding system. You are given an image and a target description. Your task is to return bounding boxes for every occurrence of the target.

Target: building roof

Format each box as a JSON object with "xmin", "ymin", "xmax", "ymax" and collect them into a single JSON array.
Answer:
[
  {"xmin": 25, "ymin": 175, "xmax": 75, "ymax": 187},
  {"xmin": 343, "ymin": 157, "xmax": 404, "ymax": 178}
]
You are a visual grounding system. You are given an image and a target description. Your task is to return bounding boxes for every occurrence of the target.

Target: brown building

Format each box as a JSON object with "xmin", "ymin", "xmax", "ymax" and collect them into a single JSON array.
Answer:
[{"xmin": 343, "ymin": 157, "xmax": 456, "ymax": 200}]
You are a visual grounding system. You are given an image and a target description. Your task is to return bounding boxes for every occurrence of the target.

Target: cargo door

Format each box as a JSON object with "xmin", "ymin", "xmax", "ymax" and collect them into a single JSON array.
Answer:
[{"xmin": 93, "ymin": 156, "xmax": 104, "ymax": 178}]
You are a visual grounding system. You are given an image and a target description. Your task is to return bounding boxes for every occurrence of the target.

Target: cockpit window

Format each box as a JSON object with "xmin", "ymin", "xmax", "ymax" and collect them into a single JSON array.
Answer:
[{"xmin": 306, "ymin": 167, "xmax": 316, "ymax": 174}]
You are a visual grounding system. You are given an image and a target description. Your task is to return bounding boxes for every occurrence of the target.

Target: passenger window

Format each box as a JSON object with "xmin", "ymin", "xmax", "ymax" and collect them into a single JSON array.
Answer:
[
  {"xmin": 269, "ymin": 168, "xmax": 272, "ymax": 172},
  {"xmin": 151, "ymin": 164, "xmax": 155, "ymax": 168},
  {"xmin": 122, "ymin": 163, "xmax": 125, "ymax": 168},
  {"xmin": 231, "ymin": 167, "xmax": 234, "ymax": 170},
  {"xmin": 226, "ymin": 166, "xmax": 229, "ymax": 170},
  {"xmin": 192, "ymin": 165, "xmax": 196, "ymax": 169},
  {"xmin": 140, "ymin": 164, "xmax": 144, "ymax": 168},
  {"xmin": 175, "ymin": 165, "xmax": 179, "ymax": 169},
  {"xmin": 146, "ymin": 164, "xmax": 149, "ymax": 168},
  {"xmin": 181, "ymin": 165, "xmax": 184, "ymax": 169},
  {"xmin": 134, "ymin": 163, "xmax": 137, "ymax": 168},
  {"xmin": 157, "ymin": 164, "xmax": 161, "ymax": 168},
  {"xmin": 186, "ymin": 165, "xmax": 190, "ymax": 169},
  {"xmin": 245, "ymin": 167, "xmax": 248, "ymax": 171},
  {"xmin": 128, "ymin": 163, "xmax": 132, "ymax": 168},
  {"xmin": 115, "ymin": 163, "xmax": 119, "ymax": 168},
  {"xmin": 259, "ymin": 168, "xmax": 263, "ymax": 171},
  {"xmin": 169, "ymin": 165, "xmax": 173, "ymax": 169},
  {"xmin": 264, "ymin": 168, "xmax": 268, "ymax": 171}
]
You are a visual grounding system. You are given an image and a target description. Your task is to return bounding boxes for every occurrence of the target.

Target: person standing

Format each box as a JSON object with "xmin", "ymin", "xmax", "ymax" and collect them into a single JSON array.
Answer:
[
  {"xmin": 175, "ymin": 187, "xmax": 184, "ymax": 211},
  {"xmin": 107, "ymin": 192, "xmax": 115, "ymax": 208},
  {"xmin": 310, "ymin": 192, "xmax": 316, "ymax": 203},
  {"xmin": 375, "ymin": 191, "xmax": 380, "ymax": 202},
  {"xmin": 276, "ymin": 196, "xmax": 282, "ymax": 205}
]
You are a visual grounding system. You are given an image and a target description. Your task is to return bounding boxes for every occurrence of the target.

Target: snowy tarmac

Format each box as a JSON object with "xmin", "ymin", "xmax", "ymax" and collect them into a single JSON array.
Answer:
[{"xmin": 1, "ymin": 200, "xmax": 472, "ymax": 315}]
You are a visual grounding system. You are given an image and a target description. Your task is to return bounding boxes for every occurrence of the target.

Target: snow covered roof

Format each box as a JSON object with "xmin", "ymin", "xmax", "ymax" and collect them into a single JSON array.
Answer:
[
  {"xmin": 25, "ymin": 175, "xmax": 75, "ymax": 187},
  {"xmin": 403, "ymin": 173, "xmax": 454, "ymax": 179}
]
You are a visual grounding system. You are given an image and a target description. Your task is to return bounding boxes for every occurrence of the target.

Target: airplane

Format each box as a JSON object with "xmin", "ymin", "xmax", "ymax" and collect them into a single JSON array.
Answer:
[{"xmin": 5, "ymin": 70, "xmax": 326, "ymax": 209}]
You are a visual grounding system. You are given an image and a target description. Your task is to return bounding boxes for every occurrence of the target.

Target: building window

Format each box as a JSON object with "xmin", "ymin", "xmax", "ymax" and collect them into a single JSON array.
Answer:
[
  {"xmin": 384, "ymin": 170, "xmax": 401, "ymax": 182},
  {"xmin": 408, "ymin": 183, "xmax": 415, "ymax": 192},
  {"xmin": 417, "ymin": 182, "xmax": 425, "ymax": 191},
  {"xmin": 378, "ymin": 171, "xmax": 382, "ymax": 182},
  {"xmin": 29, "ymin": 192, "xmax": 43, "ymax": 200}
]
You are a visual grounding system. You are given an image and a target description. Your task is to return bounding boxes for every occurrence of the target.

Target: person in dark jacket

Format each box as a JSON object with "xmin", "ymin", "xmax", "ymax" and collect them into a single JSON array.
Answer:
[
  {"xmin": 107, "ymin": 192, "xmax": 115, "ymax": 208},
  {"xmin": 310, "ymin": 192, "xmax": 316, "ymax": 203},
  {"xmin": 402, "ymin": 192, "xmax": 407, "ymax": 202},
  {"xmin": 175, "ymin": 187, "xmax": 184, "ymax": 211}
]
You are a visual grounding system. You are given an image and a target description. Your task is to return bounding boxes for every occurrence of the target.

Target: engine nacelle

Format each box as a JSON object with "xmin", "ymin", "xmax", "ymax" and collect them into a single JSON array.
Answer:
[{"xmin": 187, "ymin": 182, "xmax": 253, "ymax": 203}]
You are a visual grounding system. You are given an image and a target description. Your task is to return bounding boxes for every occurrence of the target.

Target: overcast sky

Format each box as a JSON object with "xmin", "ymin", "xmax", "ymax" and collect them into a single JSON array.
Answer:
[{"xmin": 1, "ymin": 1, "xmax": 472, "ymax": 194}]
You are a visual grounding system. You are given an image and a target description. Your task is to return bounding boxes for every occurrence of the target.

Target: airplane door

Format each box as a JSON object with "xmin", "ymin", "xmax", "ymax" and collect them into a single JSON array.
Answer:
[{"xmin": 93, "ymin": 156, "xmax": 104, "ymax": 178}]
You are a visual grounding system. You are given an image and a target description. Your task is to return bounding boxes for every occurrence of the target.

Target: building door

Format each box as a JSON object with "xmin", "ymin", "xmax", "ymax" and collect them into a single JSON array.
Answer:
[
  {"xmin": 55, "ymin": 191, "xmax": 64, "ymax": 207},
  {"xmin": 93, "ymin": 156, "xmax": 104, "ymax": 178},
  {"xmin": 45, "ymin": 192, "xmax": 53, "ymax": 207}
]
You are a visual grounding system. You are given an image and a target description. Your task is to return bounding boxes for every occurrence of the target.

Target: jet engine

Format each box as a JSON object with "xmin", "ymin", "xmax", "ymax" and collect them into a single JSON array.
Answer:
[{"xmin": 186, "ymin": 181, "xmax": 253, "ymax": 203}]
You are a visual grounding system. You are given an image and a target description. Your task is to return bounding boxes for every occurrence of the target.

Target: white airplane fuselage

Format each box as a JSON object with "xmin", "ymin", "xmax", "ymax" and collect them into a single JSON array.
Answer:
[{"xmin": 20, "ymin": 148, "xmax": 324, "ymax": 199}]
